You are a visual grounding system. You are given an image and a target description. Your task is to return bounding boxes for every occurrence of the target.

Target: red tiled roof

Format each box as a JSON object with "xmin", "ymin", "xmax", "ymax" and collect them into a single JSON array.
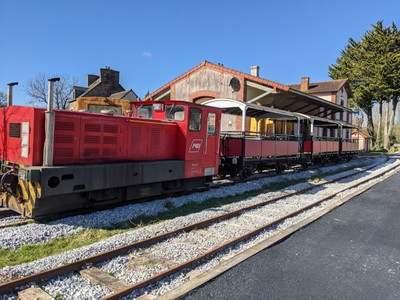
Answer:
[
  {"xmin": 288, "ymin": 79, "xmax": 350, "ymax": 94},
  {"xmin": 352, "ymin": 130, "xmax": 370, "ymax": 138},
  {"xmin": 143, "ymin": 61, "xmax": 290, "ymax": 101}
]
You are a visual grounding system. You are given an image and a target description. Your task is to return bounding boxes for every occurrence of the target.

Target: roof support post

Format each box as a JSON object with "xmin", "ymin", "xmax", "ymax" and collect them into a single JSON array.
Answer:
[
  {"xmin": 297, "ymin": 117, "xmax": 301, "ymax": 137},
  {"xmin": 310, "ymin": 119, "xmax": 314, "ymax": 137},
  {"xmin": 284, "ymin": 120, "xmax": 287, "ymax": 136},
  {"xmin": 241, "ymin": 106, "xmax": 247, "ymax": 132}
]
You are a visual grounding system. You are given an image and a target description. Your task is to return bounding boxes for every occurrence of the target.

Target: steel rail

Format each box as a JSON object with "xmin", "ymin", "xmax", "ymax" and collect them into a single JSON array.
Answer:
[
  {"xmin": 0, "ymin": 161, "xmax": 396, "ymax": 295},
  {"xmin": 0, "ymin": 209, "xmax": 16, "ymax": 217}
]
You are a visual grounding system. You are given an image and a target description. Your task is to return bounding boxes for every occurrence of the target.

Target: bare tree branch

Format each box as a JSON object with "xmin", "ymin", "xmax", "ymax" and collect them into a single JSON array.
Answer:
[
  {"xmin": 24, "ymin": 73, "xmax": 78, "ymax": 109},
  {"xmin": 0, "ymin": 91, "xmax": 6, "ymax": 107}
]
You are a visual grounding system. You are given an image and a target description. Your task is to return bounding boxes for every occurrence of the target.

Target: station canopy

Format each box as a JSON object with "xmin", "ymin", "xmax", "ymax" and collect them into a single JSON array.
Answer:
[
  {"xmin": 245, "ymin": 80, "xmax": 352, "ymax": 117},
  {"xmin": 203, "ymin": 98, "xmax": 300, "ymax": 120},
  {"xmin": 202, "ymin": 98, "xmax": 354, "ymax": 131}
]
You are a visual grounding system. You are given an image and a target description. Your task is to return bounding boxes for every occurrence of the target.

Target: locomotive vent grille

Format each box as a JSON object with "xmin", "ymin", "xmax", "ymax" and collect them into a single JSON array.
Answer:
[
  {"xmin": 9, "ymin": 123, "xmax": 21, "ymax": 138},
  {"xmin": 55, "ymin": 135, "xmax": 75, "ymax": 143},
  {"xmin": 83, "ymin": 148, "xmax": 100, "ymax": 156},
  {"xmin": 150, "ymin": 127, "xmax": 161, "ymax": 154},
  {"xmin": 103, "ymin": 136, "xmax": 118, "ymax": 144},
  {"xmin": 129, "ymin": 127, "xmax": 142, "ymax": 154},
  {"xmin": 103, "ymin": 125, "xmax": 118, "ymax": 133},
  {"xmin": 55, "ymin": 122, "xmax": 75, "ymax": 131},
  {"xmin": 55, "ymin": 148, "xmax": 74, "ymax": 157},
  {"xmin": 85, "ymin": 124, "xmax": 101, "ymax": 132},
  {"xmin": 84, "ymin": 136, "xmax": 100, "ymax": 144}
]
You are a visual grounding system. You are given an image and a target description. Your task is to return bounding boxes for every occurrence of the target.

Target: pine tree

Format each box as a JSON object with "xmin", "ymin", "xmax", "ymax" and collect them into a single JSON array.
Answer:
[{"xmin": 329, "ymin": 21, "xmax": 400, "ymax": 150}]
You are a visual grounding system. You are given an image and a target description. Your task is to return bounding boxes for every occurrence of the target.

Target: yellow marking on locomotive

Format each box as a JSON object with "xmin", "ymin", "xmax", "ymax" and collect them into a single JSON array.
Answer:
[
  {"xmin": 0, "ymin": 193, "xmax": 6, "ymax": 206},
  {"xmin": 34, "ymin": 181, "xmax": 42, "ymax": 198},
  {"xmin": 17, "ymin": 179, "xmax": 34, "ymax": 212},
  {"xmin": 28, "ymin": 182, "xmax": 39, "ymax": 202},
  {"xmin": 26, "ymin": 199, "xmax": 33, "ymax": 212},
  {"xmin": 18, "ymin": 179, "xmax": 29, "ymax": 200}
]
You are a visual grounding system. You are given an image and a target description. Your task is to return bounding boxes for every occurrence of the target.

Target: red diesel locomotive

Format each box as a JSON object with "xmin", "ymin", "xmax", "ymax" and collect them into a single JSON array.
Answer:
[{"xmin": 0, "ymin": 101, "xmax": 221, "ymax": 217}]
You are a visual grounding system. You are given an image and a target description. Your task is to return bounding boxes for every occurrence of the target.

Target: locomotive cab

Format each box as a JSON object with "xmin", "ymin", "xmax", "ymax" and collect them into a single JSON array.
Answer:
[{"xmin": 131, "ymin": 101, "xmax": 221, "ymax": 180}]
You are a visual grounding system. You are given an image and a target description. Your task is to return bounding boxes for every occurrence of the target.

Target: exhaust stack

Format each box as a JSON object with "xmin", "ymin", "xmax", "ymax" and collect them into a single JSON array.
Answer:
[
  {"xmin": 7, "ymin": 82, "xmax": 18, "ymax": 106},
  {"xmin": 43, "ymin": 77, "xmax": 60, "ymax": 166}
]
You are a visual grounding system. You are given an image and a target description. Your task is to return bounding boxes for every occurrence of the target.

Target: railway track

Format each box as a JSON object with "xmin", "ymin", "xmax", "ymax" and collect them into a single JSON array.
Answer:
[
  {"xmin": 0, "ymin": 209, "xmax": 31, "ymax": 229},
  {"xmin": 1, "ymin": 157, "xmax": 398, "ymax": 299},
  {"xmin": 0, "ymin": 208, "xmax": 17, "ymax": 217}
]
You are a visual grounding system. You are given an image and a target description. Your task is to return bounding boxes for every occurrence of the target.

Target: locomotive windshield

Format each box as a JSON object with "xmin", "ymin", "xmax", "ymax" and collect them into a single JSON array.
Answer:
[
  {"xmin": 137, "ymin": 105, "xmax": 153, "ymax": 119},
  {"xmin": 189, "ymin": 108, "xmax": 202, "ymax": 131},
  {"xmin": 166, "ymin": 104, "xmax": 185, "ymax": 121}
]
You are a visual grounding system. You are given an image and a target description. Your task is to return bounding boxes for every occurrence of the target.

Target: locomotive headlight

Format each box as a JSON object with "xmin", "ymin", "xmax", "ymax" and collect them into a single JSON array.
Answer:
[
  {"xmin": 153, "ymin": 103, "xmax": 164, "ymax": 111},
  {"xmin": 18, "ymin": 169, "xmax": 28, "ymax": 181}
]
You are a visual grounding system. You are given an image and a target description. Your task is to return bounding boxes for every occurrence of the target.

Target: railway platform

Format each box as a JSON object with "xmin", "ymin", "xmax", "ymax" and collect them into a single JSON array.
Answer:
[{"xmin": 182, "ymin": 170, "xmax": 400, "ymax": 300}]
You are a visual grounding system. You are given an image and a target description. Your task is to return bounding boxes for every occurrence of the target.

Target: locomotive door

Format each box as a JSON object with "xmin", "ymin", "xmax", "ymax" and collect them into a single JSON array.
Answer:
[
  {"xmin": 185, "ymin": 107, "xmax": 219, "ymax": 178},
  {"xmin": 204, "ymin": 111, "xmax": 219, "ymax": 176}
]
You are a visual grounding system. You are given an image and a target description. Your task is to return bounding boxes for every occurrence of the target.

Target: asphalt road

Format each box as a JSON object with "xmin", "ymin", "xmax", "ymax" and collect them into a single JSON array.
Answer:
[{"xmin": 182, "ymin": 171, "xmax": 400, "ymax": 300}]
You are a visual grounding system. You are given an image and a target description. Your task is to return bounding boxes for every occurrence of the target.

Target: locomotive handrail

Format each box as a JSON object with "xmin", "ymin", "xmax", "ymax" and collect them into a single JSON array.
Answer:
[
  {"xmin": 220, "ymin": 131, "xmax": 300, "ymax": 142},
  {"xmin": 342, "ymin": 138, "xmax": 358, "ymax": 143},
  {"xmin": 311, "ymin": 136, "xmax": 340, "ymax": 142}
]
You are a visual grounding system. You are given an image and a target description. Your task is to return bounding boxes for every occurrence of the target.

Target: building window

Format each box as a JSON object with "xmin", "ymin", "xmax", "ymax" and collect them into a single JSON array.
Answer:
[{"xmin": 189, "ymin": 108, "xmax": 202, "ymax": 131}]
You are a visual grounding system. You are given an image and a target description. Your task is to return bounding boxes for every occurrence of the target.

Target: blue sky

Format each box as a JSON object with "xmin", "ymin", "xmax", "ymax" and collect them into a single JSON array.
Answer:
[{"xmin": 1, "ymin": 0, "xmax": 399, "ymax": 106}]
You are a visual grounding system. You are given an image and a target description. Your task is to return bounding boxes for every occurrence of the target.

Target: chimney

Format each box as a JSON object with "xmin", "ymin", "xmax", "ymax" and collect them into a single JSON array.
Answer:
[
  {"xmin": 87, "ymin": 75, "xmax": 99, "ymax": 86},
  {"xmin": 100, "ymin": 68, "xmax": 119, "ymax": 84},
  {"xmin": 250, "ymin": 66, "xmax": 260, "ymax": 77},
  {"xmin": 300, "ymin": 77, "xmax": 310, "ymax": 92}
]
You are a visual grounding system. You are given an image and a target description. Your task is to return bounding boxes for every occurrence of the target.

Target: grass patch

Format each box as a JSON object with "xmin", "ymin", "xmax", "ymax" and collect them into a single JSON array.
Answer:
[
  {"xmin": 0, "ymin": 229, "xmax": 125, "ymax": 268},
  {"xmin": 358, "ymin": 149, "xmax": 395, "ymax": 156},
  {"xmin": 163, "ymin": 200, "xmax": 175, "ymax": 210},
  {"xmin": 0, "ymin": 163, "xmax": 365, "ymax": 268}
]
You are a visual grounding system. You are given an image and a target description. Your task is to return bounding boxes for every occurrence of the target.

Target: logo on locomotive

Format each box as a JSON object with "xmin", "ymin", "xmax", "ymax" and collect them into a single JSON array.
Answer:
[{"xmin": 189, "ymin": 139, "xmax": 203, "ymax": 153}]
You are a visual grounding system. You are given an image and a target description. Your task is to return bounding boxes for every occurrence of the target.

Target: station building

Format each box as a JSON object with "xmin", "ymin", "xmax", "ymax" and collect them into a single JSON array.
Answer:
[{"xmin": 143, "ymin": 61, "xmax": 354, "ymax": 139}]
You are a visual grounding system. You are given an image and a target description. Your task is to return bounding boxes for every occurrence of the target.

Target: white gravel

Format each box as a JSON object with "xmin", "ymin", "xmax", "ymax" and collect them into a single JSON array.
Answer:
[
  {"xmin": 0, "ymin": 215, "xmax": 29, "ymax": 227},
  {"xmin": 0, "ymin": 155, "xmax": 397, "ymax": 300}
]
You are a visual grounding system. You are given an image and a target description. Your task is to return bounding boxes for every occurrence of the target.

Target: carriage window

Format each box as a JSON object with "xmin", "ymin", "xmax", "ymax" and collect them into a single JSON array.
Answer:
[
  {"xmin": 166, "ymin": 105, "xmax": 185, "ymax": 121},
  {"xmin": 189, "ymin": 108, "xmax": 202, "ymax": 131},
  {"xmin": 207, "ymin": 113, "xmax": 216, "ymax": 135},
  {"xmin": 137, "ymin": 106, "xmax": 153, "ymax": 119},
  {"xmin": 9, "ymin": 123, "xmax": 21, "ymax": 138}
]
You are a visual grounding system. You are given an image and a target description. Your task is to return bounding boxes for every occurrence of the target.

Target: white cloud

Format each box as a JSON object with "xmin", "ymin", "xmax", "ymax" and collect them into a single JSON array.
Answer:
[{"xmin": 142, "ymin": 51, "xmax": 152, "ymax": 58}]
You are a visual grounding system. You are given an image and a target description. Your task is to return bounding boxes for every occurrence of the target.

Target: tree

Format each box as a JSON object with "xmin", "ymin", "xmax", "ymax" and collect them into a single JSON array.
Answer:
[
  {"xmin": 329, "ymin": 37, "xmax": 376, "ymax": 141},
  {"xmin": 0, "ymin": 91, "xmax": 6, "ymax": 107},
  {"xmin": 329, "ymin": 21, "xmax": 400, "ymax": 150},
  {"xmin": 24, "ymin": 73, "xmax": 78, "ymax": 109}
]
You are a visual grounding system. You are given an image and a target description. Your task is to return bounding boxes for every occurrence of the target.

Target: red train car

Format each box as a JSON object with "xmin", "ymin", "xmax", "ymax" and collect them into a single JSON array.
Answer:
[
  {"xmin": 203, "ymin": 99, "xmax": 358, "ymax": 177},
  {"xmin": 0, "ymin": 101, "xmax": 221, "ymax": 217}
]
